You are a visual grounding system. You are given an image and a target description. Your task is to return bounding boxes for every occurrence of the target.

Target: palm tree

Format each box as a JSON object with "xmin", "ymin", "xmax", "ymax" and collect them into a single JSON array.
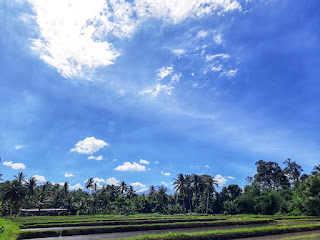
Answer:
[
  {"xmin": 174, "ymin": 173, "xmax": 187, "ymax": 212},
  {"xmin": 14, "ymin": 172, "xmax": 26, "ymax": 183},
  {"xmin": 120, "ymin": 181, "xmax": 128, "ymax": 196},
  {"xmin": 148, "ymin": 185, "xmax": 156, "ymax": 200},
  {"xmin": 85, "ymin": 178, "xmax": 94, "ymax": 194},
  {"xmin": 185, "ymin": 174, "xmax": 193, "ymax": 212},
  {"xmin": 25, "ymin": 177, "xmax": 37, "ymax": 201},
  {"xmin": 157, "ymin": 186, "xmax": 168, "ymax": 213},
  {"xmin": 63, "ymin": 182, "xmax": 69, "ymax": 198},
  {"xmin": 3, "ymin": 180, "xmax": 26, "ymax": 215},
  {"xmin": 191, "ymin": 174, "xmax": 204, "ymax": 209},
  {"xmin": 202, "ymin": 174, "xmax": 218, "ymax": 214},
  {"xmin": 127, "ymin": 185, "xmax": 136, "ymax": 199}
]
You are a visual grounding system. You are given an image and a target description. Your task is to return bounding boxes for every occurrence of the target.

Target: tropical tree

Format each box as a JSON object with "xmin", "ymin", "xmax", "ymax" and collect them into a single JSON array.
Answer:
[
  {"xmin": 25, "ymin": 177, "xmax": 37, "ymax": 198},
  {"xmin": 14, "ymin": 172, "xmax": 26, "ymax": 183},
  {"xmin": 120, "ymin": 181, "xmax": 128, "ymax": 196},
  {"xmin": 311, "ymin": 165, "xmax": 320, "ymax": 176},
  {"xmin": 174, "ymin": 173, "xmax": 187, "ymax": 212},
  {"xmin": 85, "ymin": 178, "xmax": 94, "ymax": 194},
  {"xmin": 2, "ymin": 180, "xmax": 26, "ymax": 215},
  {"xmin": 283, "ymin": 158, "xmax": 303, "ymax": 186},
  {"xmin": 202, "ymin": 174, "xmax": 218, "ymax": 214}
]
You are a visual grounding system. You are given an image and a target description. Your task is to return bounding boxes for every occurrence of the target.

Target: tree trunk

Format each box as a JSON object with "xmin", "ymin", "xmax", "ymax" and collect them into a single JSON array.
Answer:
[{"xmin": 206, "ymin": 192, "xmax": 209, "ymax": 215}]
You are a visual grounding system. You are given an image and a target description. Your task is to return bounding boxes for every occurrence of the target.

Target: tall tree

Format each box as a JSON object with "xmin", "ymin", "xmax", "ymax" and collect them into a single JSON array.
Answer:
[
  {"xmin": 311, "ymin": 165, "xmax": 320, "ymax": 176},
  {"xmin": 254, "ymin": 160, "xmax": 289, "ymax": 189},
  {"xmin": 202, "ymin": 174, "xmax": 218, "ymax": 214},
  {"xmin": 283, "ymin": 158, "xmax": 303, "ymax": 186},
  {"xmin": 14, "ymin": 172, "xmax": 26, "ymax": 183},
  {"xmin": 174, "ymin": 173, "xmax": 187, "ymax": 212},
  {"xmin": 3, "ymin": 180, "xmax": 26, "ymax": 215},
  {"xmin": 85, "ymin": 178, "xmax": 94, "ymax": 194}
]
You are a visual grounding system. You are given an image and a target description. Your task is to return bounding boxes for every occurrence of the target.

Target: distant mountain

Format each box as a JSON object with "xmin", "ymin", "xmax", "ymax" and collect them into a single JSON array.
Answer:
[{"xmin": 138, "ymin": 185, "xmax": 175, "ymax": 195}]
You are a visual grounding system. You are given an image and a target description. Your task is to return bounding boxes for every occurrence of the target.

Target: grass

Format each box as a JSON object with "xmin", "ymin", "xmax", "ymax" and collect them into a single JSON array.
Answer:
[
  {"xmin": 18, "ymin": 219, "xmax": 273, "ymax": 239},
  {"xmin": 115, "ymin": 223, "xmax": 320, "ymax": 240},
  {"xmin": 0, "ymin": 218, "xmax": 20, "ymax": 240}
]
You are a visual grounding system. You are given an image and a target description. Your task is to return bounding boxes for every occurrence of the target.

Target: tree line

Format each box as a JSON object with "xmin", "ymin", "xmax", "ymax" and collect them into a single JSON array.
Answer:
[{"xmin": 1, "ymin": 157, "xmax": 320, "ymax": 216}]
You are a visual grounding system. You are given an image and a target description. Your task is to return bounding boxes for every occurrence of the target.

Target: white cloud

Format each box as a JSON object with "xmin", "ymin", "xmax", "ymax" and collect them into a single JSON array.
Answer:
[
  {"xmin": 214, "ymin": 174, "xmax": 228, "ymax": 186},
  {"xmin": 206, "ymin": 53, "xmax": 230, "ymax": 62},
  {"xmin": 93, "ymin": 177, "xmax": 105, "ymax": 183},
  {"xmin": 227, "ymin": 176, "xmax": 235, "ymax": 179},
  {"xmin": 161, "ymin": 171, "xmax": 171, "ymax": 176},
  {"xmin": 172, "ymin": 49, "xmax": 186, "ymax": 56},
  {"xmin": 137, "ymin": 187, "xmax": 148, "ymax": 193},
  {"xmin": 161, "ymin": 181, "xmax": 169, "ymax": 186},
  {"xmin": 155, "ymin": 161, "xmax": 160, "ymax": 164},
  {"xmin": 106, "ymin": 177, "xmax": 120, "ymax": 186},
  {"xmin": 205, "ymin": 165, "xmax": 210, "ymax": 168},
  {"xmin": 15, "ymin": 145, "xmax": 24, "ymax": 150},
  {"xmin": 139, "ymin": 159, "xmax": 150, "ymax": 165},
  {"xmin": 196, "ymin": 30, "xmax": 208, "ymax": 38},
  {"xmin": 71, "ymin": 137, "xmax": 108, "ymax": 154},
  {"xmin": 135, "ymin": 0, "xmax": 241, "ymax": 23},
  {"xmin": 130, "ymin": 182, "xmax": 146, "ymax": 188},
  {"xmin": 28, "ymin": 0, "xmax": 137, "ymax": 78},
  {"xmin": 33, "ymin": 175, "xmax": 46, "ymax": 183},
  {"xmin": 88, "ymin": 155, "xmax": 103, "ymax": 160},
  {"xmin": 112, "ymin": 158, "xmax": 118, "ymax": 162},
  {"xmin": 64, "ymin": 173, "xmax": 74, "ymax": 177},
  {"xmin": 70, "ymin": 183, "xmax": 82, "ymax": 190},
  {"xmin": 115, "ymin": 162, "xmax": 146, "ymax": 171},
  {"xmin": 220, "ymin": 69, "xmax": 238, "ymax": 78},
  {"xmin": 214, "ymin": 33, "xmax": 223, "ymax": 44},
  {"xmin": 28, "ymin": 0, "xmax": 241, "ymax": 78},
  {"xmin": 192, "ymin": 82, "xmax": 199, "ymax": 88},
  {"xmin": 157, "ymin": 66, "xmax": 174, "ymax": 80},
  {"xmin": 3, "ymin": 161, "xmax": 26, "ymax": 170}
]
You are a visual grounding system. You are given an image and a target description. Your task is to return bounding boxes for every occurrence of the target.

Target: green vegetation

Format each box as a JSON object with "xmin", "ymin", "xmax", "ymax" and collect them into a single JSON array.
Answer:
[
  {"xmin": 1, "ymin": 158, "xmax": 320, "ymax": 218},
  {"xmin": 0, "ymin": 217, "xmax": 20, "ymax": 240},
  {"xmin": 115, "ymin": 224, "xmax": 320, "ymax": 240}
]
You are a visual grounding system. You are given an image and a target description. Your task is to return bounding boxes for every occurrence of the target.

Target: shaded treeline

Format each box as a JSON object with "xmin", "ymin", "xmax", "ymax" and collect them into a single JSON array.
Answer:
[{"xmin": 1, "ymin": 158, "xmax": 320, "ymax": 216}]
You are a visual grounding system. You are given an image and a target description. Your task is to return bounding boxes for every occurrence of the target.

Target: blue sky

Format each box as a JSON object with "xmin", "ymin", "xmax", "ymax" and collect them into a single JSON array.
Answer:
[{"xmin": 1, "ymin": 0, "xmax": 320, "ymax": 192}]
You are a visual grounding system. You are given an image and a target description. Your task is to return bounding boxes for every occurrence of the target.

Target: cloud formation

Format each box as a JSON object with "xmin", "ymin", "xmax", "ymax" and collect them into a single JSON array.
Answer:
[
  {"xmin": 70, "ymin": 183, "xmax": 82, "ymax": 190},
  {"xmin": 71, "ymin": 137, "xmax": 108, "ymax": 154},
  {"xmin": 88, "ymin": 155, "xmax": 103, "ymax": 160},
  {"xmin": 33, "ymin": 175, "xmax": 46, "ymax": 183},
  {"xmin": 214, "ymin": 174, "xmax": 228, "ymax": 186},
  {"xmin": 28, "ymin": 0, "xmax": 241, "ymax": 78},
  {"xmin": 15, "ymin": 145, "xmax": 24, "ymax": 150},
  {"xmin": 161, "ymin": 171, "xmax": 171, "ymax": 176},
  {"xmin": 115, "ymin": 162, "xmax": 146, "ymax": 171},
  {"xmin": 3, "ymin": 161, "xmax": 26, "ymax": 170},
  {"xmin": 106, "ymin": 177, "xmax": 120, "ymax": 186},
  {"xmin": 64, "ymin": 173, "xmax": 74, "ymax": 177},
  {"xmin": 130, "ymin": 182, "xmax": 146, "ymax": 188},
  {"xmin": 139, "ymin": 159, "xmax": 150, "ymax": 165}
]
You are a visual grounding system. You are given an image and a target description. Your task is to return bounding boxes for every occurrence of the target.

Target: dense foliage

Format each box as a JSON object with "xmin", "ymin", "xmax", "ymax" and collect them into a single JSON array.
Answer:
[{"xmin": 1, "ymin": 158, "xmax": 320, "ymax": 216}]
